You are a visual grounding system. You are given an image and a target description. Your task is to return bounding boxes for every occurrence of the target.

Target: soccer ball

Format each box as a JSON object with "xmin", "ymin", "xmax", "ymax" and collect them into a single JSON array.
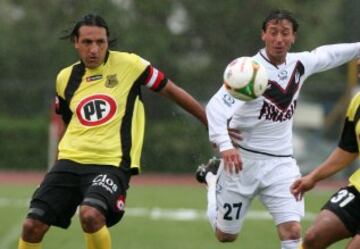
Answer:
[{"xmin": 223, "ymin": 57, "xmax": 269, "ymax": 101}]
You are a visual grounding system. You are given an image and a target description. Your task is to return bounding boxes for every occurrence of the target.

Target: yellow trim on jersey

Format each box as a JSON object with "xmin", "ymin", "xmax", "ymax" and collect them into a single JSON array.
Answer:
[
  {"xmin": 345, "ymin": 92, "xmax": 360, "ymax": 122},
  {"xmin": 345, "ymin": 92, "xmax": 360, "ymax": 190},
  {"xmin": 349, "ymin": 169, "xmax": 360, "ymax": 191},
  {"xmin": 56, "ymin": 51, "xmax": 148, "ymax": 173}
]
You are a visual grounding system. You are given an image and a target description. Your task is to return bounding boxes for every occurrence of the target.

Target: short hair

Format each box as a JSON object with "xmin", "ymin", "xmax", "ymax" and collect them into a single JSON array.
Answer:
[
  {"xmin": 61, "ymin": 14, "xmax": 116, "ymax": 47},
  {"xmin": 262, "ymin": 9, "xmax": 299, "ymax": 32}
]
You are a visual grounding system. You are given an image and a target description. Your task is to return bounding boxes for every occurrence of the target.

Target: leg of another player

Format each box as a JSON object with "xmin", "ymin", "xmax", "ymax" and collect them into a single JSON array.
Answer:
[
  {"xmin": 346, "ymin": 234, "xmax": 360, "ymax": 249},
  {"xmin": 18, "ymin": 218, "xmax": 50, "ymax": 249},
  {"xmin": 80, "ymin": 205, "xmax": 111, "ymax": 249},
  {"xmin": 205, "ymin": 171, "xmax": 217, "ymax": 230},
  {"xmin": 206, "ymin": 173, "xmax": 238, "ymax": 242},
  {"xmin": 277, "ymin": 221, "xmax": 301, "ymax": 249},
  {"xmin": 215, "ymin": 228, "xmax": 238, "ymax": 243},
  {"xmin": 301, "ymin": 210, "xmax": 351, "ymax": 249}
]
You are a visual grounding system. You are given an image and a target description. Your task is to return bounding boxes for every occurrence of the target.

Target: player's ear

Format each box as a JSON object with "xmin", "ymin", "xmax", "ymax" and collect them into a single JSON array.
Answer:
[
  {"xmin": 291, "ymin": 32, "xmax": 296, "ymax": 44},
  {"xmin": 261, "ymin": 30, "xmax": 266, "ymax": 42},
  {"xmin": 74, "ymin": 38, "xmax": 80, "ymax": 49}
]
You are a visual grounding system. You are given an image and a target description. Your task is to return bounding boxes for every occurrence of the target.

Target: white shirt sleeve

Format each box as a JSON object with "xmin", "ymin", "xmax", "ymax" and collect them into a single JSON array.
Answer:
[
  {"xmin": 303, "ymin": 42, "xmax": 360, "ymax": 75},
  {"xmin": 206, "ymin": 85, "xmax": 244, "ymax": 152}
]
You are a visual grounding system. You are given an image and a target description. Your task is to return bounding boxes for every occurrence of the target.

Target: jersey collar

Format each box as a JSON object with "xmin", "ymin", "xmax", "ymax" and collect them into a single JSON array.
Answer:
[{"xmin": 259, "ymin": 48, "xmax": 287, "ymax": 69}]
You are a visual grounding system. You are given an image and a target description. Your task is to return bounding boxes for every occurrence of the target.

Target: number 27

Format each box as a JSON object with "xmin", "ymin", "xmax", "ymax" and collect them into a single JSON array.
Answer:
[{"xmin": 223, "ymin": 202, "xmax": 242, "ymax": 220}]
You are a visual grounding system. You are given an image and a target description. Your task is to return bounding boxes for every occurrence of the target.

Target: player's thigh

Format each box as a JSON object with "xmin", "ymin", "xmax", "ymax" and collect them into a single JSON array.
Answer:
[
  {"xmin": 321, "ymin": 186, "xmax": 360, "ymax": 237},
  {"xmin": 216, "ymin": 170, "xmax": 253, "ymax": 235},
  {"xmin": 28, "ymin": 171, "xmax": 82, "ymax": 228},
  {"xmin": 260, "ymin": 162, "xmax": 304, "ymax": 225},
  {"xmin": 305, "ymin": 209, "xmax": 350, "ymax": 246},
  {"xmin": 347, "ymin": 234, "xmax": 360, "ymax": 249}
]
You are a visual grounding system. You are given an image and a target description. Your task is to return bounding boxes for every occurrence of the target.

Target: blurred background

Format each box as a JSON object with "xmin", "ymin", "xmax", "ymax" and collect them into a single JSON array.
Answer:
[{"xmin": 1, "ymin": 0, "xmax": 359, "ymax": 178}]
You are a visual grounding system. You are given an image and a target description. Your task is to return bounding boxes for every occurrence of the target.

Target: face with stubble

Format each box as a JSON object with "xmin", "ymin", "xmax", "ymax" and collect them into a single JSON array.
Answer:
[{"xmin": 74, "ymin": 25, "xmax": 109, "ymax": 69}]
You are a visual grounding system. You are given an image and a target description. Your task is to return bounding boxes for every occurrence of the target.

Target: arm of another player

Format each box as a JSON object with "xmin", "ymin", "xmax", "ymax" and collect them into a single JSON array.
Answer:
[
  {"xmin": 159, "ymin": 79, "xmax": 207, "ymax": 127},
  {"xmin": 291, "ymin": 147, "xmax": 357, "ymax": 201},
  {"xmin": 206, "ymin": 86, "xmax": 243, "ymax": 173}
]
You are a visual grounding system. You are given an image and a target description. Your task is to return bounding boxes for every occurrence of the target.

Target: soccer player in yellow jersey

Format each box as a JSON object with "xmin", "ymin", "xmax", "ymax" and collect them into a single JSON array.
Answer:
[
  {"xmin": 17, "ymin": 14, "xmax": 207, "ymax": 249},
  {"xmin": 291, "ymin": 91, "xmax": 360, "ymax": 249}
]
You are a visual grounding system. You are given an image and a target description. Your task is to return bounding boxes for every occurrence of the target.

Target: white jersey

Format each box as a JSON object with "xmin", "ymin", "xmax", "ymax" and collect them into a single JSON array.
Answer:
[{"xmin": 207, "ymin": 43, "xmax": 360, "ymax": 156}]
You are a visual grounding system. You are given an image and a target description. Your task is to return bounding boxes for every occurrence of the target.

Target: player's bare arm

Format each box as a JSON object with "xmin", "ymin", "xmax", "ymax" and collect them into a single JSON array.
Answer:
[
  {"xmin": 159, "ymin": 80, "xmax": 207, "ymax": 127},
  {"xmin": 291, "ymin": 148, "xmax": 357, "ymax": 201}
]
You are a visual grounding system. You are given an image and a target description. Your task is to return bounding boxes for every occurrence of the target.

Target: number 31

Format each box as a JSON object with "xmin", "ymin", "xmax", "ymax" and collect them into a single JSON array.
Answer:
[{"xmin": 330, "ymin": 189, "xmax": 355, "ymax": 207}]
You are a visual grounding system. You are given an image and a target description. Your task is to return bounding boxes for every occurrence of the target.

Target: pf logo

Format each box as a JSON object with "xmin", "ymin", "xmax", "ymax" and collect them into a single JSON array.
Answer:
[{"xmin": 76, "ymin": 94, "xmax": 117, "ymax": 126}]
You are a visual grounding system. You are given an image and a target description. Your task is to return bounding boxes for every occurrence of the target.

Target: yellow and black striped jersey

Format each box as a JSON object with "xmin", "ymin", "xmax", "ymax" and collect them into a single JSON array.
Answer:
[
  {"xmin": 338, "ymin": 92, "xmax": 360, "ymax": 190},
  {"xmin": 55, "ymin": 50, "xmax": 167, "ymax": 175}
]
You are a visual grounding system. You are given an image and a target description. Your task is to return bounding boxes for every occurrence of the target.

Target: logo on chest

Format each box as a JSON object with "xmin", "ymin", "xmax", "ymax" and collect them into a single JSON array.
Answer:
[
  {"xmin": 76, "ymin": 94, "xmax": 117, "ymax": 126},
  {"xmin": 105, "ymin": 74, "xmax": 119, "ymax": 88}
]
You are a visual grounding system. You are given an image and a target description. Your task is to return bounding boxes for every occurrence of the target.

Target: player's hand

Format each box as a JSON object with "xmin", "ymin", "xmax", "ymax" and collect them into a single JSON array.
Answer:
[
  {"xmin": 221, "ymin": 148, "xmax": 242, "ymax": 174},
  {"xmin": 290, "ymin": 175, "xmax": 316, "ymax": 201},
  {"xmin": 357, "ymin": 59, "xmax": 360, "ymax": 78},
  {"xmin": 228, "ymin": 128, "xmax": 242, "ymax": 145}
]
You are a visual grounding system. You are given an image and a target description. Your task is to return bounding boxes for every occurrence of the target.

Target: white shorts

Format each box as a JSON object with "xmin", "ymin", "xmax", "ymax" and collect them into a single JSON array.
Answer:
[{"xmin": 215, "ymin": 150, "xmax": 304, "ymax": 234}]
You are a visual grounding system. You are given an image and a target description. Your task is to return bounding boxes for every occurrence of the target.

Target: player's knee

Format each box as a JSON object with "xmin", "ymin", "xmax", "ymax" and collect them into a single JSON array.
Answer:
[
  {"xmin": 287, "ymin": 222, "xmax": 301, "ymax": 240},
  {"xmin": 79, "ymin": 205, "xmax": 106, "ymax": 233},
  {"xmin": 302, "ymin": 227, "xmax": 320, "ymax": 249},
  {"xmin": 278, "ymin": 221, "xmax": 301, "ymax": 240},
  {"xmin": 21, "ymin": 218, "xmax": 49, "ymax": 242},
  {"xmin": 215, "ymin": 229, "xmax": 237, "ymax": 243}
]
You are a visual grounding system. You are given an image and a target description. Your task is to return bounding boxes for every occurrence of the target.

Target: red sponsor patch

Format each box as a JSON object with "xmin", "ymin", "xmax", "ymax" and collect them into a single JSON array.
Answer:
[
  {"xmin": 116, "ymin": 195, "xmax": 126, "ymax": 212},
  {"xmin": 76, "ymin": 94, "xmax": 117, "ymax": 126}
]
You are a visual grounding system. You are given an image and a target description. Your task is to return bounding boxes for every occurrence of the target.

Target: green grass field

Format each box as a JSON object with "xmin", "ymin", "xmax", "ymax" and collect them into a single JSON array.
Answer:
[{"xmin": 0, "ymin": 183, "xmax": 349, "ymax": 249}]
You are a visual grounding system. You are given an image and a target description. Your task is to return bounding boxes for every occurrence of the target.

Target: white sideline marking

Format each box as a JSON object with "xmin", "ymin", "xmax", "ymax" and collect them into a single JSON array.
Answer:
[
  {"xmin": 126, "ymin": 207, "xmax": 316, "ymax": 221},
  {"xmin": 0, "ymin": 197, "xmax": 316, "ymax": 221},
  {"xmin": 0, "ymin": 197, "xmax": 316, "ymax": 248}
]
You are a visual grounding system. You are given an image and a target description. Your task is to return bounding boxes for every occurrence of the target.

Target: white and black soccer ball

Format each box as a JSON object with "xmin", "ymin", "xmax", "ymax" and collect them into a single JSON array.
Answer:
[{"xmin": 223, "ymin": 57, "xmax": 269, "ymax": 101}]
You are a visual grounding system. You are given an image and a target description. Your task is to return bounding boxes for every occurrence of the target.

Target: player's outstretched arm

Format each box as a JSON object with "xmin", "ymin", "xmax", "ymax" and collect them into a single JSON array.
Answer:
[
  {"xmin": 159, "ymin": 80, "xmax": 207, "ymax": 127},
  {"xmin": 291, "ymin": 147, "xmax": 357, "ymax": 201}
]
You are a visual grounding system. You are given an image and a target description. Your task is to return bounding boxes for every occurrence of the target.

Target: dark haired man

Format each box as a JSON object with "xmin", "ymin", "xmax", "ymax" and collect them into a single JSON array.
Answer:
[
  {"xmin": 196, "ymin": 9, "xmax": 360, "ymax": 249},
  {"xmin": 291, "ymin": 89, "xmax": 360, "ymax": 249},
  {"xmin": 18, "ymin": 14, "xmax": 207, "ymax": 249}
]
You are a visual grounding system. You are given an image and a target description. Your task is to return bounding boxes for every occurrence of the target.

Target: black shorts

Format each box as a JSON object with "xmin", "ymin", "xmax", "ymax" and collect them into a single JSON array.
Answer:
[
  {"xmin": 27, "ymin": 159, "xmax": 131, "ymax": 229},
  {"xmin": 322, "ymin": 185, "xmax": 360, "ymax": 235}
]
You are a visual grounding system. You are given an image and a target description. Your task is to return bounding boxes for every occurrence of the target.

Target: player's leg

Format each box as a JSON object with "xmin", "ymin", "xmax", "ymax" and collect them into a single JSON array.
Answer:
[
  {"xmin": 346, "ymin": 234, "xmax": 360, "ymax": 249},
  {"xmin": 261, "ymin": 157, "xmax": 303, "ymax": 249},
  {"xmin": 276, "ymin": 221, "xmax": 302, "ymax": 249},
  {"xmin": 213, "ymin": 159, "xmax": 256, "ymax": 242},
  {"xmin": 195, "ymin": 157, "xmax": 222, "ymax": 230},
  {"xmin": 19, "ymin": 163, "xmax": 81, "ymax": 249},
  {"xmin": 302, "ymin": 186, "xmax": 359, "ymax": 249},
  {"xmin": 18, "ymin": 219, "xmax": 49, "ymax": 249},
  {"xmin": 301, "ymin": 210, "xmax": 350, "ymax": 249},
  {"xmin": 196, "ymin": 157, "xmax": 239, "ymax": 241},
  {"xmin": 81, "ymin": 168, "xmax": 129, "ymax": 249}
]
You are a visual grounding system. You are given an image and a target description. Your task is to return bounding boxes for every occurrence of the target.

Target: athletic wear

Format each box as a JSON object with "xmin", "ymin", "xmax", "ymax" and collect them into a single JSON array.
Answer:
[
  {"xmin": 205, "ymin": 43, "xmax": 360, "ymax": 233},
  {"xmin": 322, "ymin": 186, "xmax": 360, "ymax": 235},
  {"xmin": 339, "ymin": 92, "xmax": 360, "ymax": 191},
  {"xmin": 322, "ymin": 93, "xmax": 360, "ymax": 235},
  {"xmin": 215, "ymin": 152, "xmax": 303, "ymax": 234},
  {"xmin": 27, "ymin": 160, "xmax": 130, "ymax": 228},
  {"xmin": 207, "ymin": 43, "xmax": 360, "ymax": 156},
  {"xmin": 195, "ymin": 157, "xmax": 221, "ymax": 183},
  {"xmin": 56, "ymin": 51, "xmax": 167, "ymax": 174}
]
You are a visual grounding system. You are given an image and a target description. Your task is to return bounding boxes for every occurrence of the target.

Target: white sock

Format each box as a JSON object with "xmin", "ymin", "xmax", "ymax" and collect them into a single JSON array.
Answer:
[
  {"xmin": 206, "ymin": 173, "xmax": 217, "ymax": 230},
  {"xmin": 281, "ymin": 239, "xmax": 301, "ymax": 249}
]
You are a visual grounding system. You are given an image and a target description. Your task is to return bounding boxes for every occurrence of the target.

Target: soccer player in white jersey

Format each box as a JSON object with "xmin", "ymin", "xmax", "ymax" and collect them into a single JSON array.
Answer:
[{"xmin": 196, "ymin": 9, "xmax": 360, "ymax": 249}]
